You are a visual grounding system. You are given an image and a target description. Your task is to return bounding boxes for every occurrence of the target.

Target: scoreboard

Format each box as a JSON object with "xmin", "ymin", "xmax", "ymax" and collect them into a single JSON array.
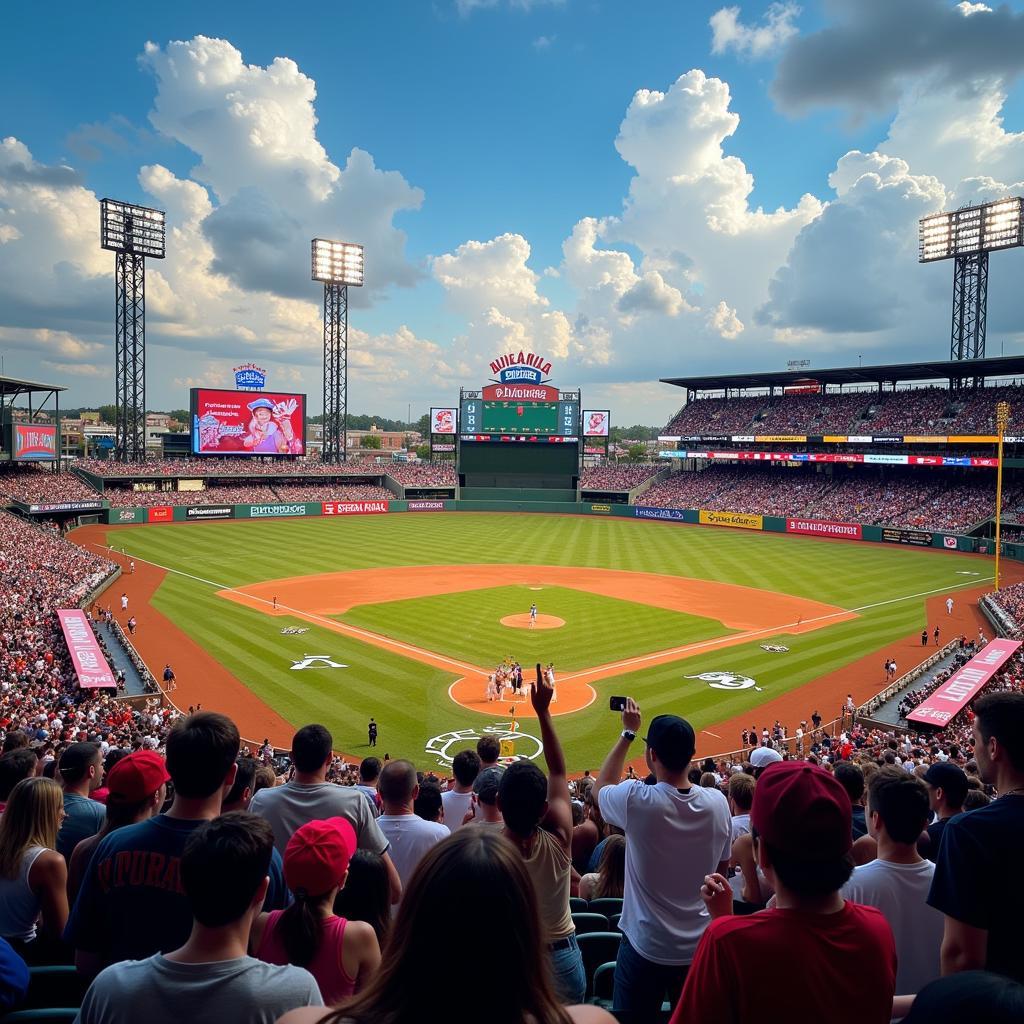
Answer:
[{"xmin": 460, "ymin": 398, "xmax": 579, "ymax": 440}]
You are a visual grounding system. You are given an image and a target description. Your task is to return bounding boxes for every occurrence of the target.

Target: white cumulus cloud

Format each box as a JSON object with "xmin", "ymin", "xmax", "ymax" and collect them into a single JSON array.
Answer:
[{"xmin": 710, "ymin": 3, "xmax": 801, "ymax": 59}]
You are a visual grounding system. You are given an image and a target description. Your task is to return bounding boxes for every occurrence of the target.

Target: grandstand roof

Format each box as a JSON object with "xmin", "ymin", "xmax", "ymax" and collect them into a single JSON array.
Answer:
[
  {"xmin": 0, "ymin": 374, "xmax": 67, "ymax": 397},
  {"xmin": 661, "ymin": 355, "xmax": 1024, "ymax": 393}
]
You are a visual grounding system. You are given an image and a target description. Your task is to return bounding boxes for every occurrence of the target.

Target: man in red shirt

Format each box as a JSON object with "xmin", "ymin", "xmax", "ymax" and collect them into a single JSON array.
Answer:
[{"xmin": 670, "ymin": 761, "xmax": 897, "ymax": 1024}]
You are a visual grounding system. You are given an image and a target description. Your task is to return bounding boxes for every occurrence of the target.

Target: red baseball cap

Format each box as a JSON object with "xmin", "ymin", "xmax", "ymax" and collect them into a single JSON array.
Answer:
[
  {"xmin": 750, "ymin": 761, "xmax": 852, "ymax": 859},
  {"xmin": 105, "ymin": 750, "xmax": 170, "ymax": 803},
  {"xmin": 284, "ymin": 817, "xmax": 357, "ymax": 896}
]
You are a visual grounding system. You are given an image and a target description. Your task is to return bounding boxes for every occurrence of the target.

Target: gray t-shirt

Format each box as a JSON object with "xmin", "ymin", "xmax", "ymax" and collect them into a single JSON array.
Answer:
[
  {"xmin": 57, "ymin": 793, "xmax": 106, "ymax": 861},
  {"xmin": 249, "ymin": 781, "xmax": 388, "ymax": 856},
  {"xmin": 74, "ymin": 954, "xmax": 322, "ymax": 1024}
]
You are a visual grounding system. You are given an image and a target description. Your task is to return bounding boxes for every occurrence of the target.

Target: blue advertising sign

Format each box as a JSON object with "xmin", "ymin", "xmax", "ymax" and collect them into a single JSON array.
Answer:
[{"xmin": 233, "ymin": 364, "xmax": 267, "ymax": 389}]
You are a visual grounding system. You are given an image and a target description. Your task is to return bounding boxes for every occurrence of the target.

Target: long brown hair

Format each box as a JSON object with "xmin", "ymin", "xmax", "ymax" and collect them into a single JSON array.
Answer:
[
  {"xmin": 593, "ymin": 833, "xmax": 626, "ymax": 900},
  {"xmin": 319, "ymin": 830, "xmax": 573, "ymax": 1024},
  {"xmin": 0, "ymin": 777, "xmax": 62, "ymax": 878}
]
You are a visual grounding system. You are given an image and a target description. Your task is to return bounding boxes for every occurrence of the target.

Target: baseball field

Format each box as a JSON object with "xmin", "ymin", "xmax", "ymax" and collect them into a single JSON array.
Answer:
[{"xmin": 73, "ymin": 513, "xmax": 1004, "ymax": 772}]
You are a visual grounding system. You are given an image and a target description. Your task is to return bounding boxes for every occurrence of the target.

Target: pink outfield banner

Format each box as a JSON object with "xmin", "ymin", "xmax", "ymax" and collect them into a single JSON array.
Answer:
[
  {"xmin": 907, "ymin": 638, "xmax": 1022, "ymax": 727},
  {"xmin": 57, "ymin": 610, "xmax": 116, "ymax": 689}
]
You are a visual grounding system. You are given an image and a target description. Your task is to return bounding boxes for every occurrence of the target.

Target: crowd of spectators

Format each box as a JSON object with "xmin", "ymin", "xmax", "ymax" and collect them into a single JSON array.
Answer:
[
  {"xmin": 580, "ymin": 464, "xmax": 661, "ymax": 492},
  {"xmin": 76, "ymin": 458, "xmax": 382, "ymax": 479},
  {"xmin": 383, "ymin": 462, "xmax": 457, "ymax": 487},
  {"xmin": 102, "ymin": 485, "xmax": 284, "ymax": 508},
  {"xmin": 985, "ymin": 582, "xmax": 1024, "ymax": 637},
  {"xmin": 0, "ymin": 467, "xmax": 102, "ymax": 506},
  {"xmin": 638, "ymin": 466, "xmax": 1021, "ymax": 532},
  {"xmin": 662, "ymin": 383, "xmax": 1024, "ymax": 437},
  {"xmin": 270, "ymin": 484, "xmax": 392, "ymax": 503}
]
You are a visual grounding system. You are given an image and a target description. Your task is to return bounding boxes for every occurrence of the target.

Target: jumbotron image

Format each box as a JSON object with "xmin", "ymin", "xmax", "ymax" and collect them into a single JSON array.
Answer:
[{"xmin": 3, "ymin": 11, "xmax": 1024, "ymax": 1024}]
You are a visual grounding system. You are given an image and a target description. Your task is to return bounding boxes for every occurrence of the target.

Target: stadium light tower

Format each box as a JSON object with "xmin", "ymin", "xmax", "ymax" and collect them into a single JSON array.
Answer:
[
  {"xmin": 919, "ymin": 197, "xmax": 1023, "ymax": 363},
  {"xmin": 312, "ymin": 238, "xmax": 364, "ymax": 462},
  {"xmin": 100, "ymin": 199, "xmax": 166, "ymax": 462}
]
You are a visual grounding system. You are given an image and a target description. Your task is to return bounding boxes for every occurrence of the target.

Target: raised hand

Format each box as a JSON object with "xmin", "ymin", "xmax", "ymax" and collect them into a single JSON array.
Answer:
[
  {"xmin": 530, "ymin": 662, "xmax": 553, "ymax": 715},
  {"xmin": 622, "ymin": 696, "xmax": 641, "ymax": 734}
]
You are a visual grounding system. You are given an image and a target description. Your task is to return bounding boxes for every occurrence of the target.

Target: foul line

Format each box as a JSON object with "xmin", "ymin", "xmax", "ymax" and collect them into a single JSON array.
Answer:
[{"xmin": 90, "ymin": 541, "xmax": 993, "ymax": 691}]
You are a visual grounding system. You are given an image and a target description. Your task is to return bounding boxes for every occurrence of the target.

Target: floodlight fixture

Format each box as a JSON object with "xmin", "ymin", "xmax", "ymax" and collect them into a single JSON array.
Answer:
[
  {"xmin": 918, "ymin": 197, "xmax": 1023, "ymax": 364},
  {"xmin": 311, "ymin": 238, "xmax": 364, "ymax": 286},
  {"xmin": 100, "ymin": 199, "xmax": 166, "ymax": 259}
]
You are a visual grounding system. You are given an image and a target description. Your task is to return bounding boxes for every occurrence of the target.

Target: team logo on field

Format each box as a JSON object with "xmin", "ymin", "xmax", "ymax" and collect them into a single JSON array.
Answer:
[
  {"xmin": 685, "ymin": 671, "xmax": 763, "ymax": 692},
  {"xmin": 760, "ymin": 644, "xmax": 790, "ymax": 653},
  {"xmin": 280, "ymin": 627, "xmax": 310, "ymax": 635},
  {"xmin": 424, "ymin": 724, "xmax": 543, "ymax": 768},
  {"xmin": 290, "ymin": 654, "xmax": 347, "ymax": 670}
]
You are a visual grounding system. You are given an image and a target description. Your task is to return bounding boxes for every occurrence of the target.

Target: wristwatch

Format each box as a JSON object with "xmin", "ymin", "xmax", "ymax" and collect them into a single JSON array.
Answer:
[{"xmin": 621, "ymin": 729, "xmax": 637, "ymax": 742}]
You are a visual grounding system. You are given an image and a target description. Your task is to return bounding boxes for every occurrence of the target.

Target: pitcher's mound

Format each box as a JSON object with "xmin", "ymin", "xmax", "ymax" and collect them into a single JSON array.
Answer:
[{"xmin": 501, "ymin": 613, "xmax": 565, "ymax": 630}]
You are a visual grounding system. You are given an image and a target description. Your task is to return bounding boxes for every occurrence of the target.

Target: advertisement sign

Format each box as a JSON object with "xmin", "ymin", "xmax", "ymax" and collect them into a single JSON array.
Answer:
[
  {"xmin": 249, "ymin": 504, "xmax": 308, "ymax": 518},
  {"xmin": 147, "ymin": 506, "xmax": 173, "ymax": 523},
  {"xmin": 754, "ymin": 435, "xmax": 807, "ymax": 443},
  {"xmin": 26, "ymin": 500, "xmax": 104, "ymax": 514},
  {"xmin": 488, "ymin": 351, "xmax": 553, "ymax": 386},
  {"xmin": 233, "ymin": 363, "xmax": 267, "ymax": 389},
  {"xmin": 590, "ymin": 504, "xmax": 612, "ymax": 513},
  {"xmin": 13, "ymin": 424, "xmax": 58, "ymax": 461},
  {"xmin": 582, "ymin": 410, "xmax": 610, "ymax": 437},
  {"xmin": 699, "ymin": 510, "xmax": 764, "ymax": 530},
  {"xmin": 57, "ymin": 610, "xmax": 116, "ymax": 689},
  {"xmin": 115, "ymin": 508, "xmax": 143, "ymax": 523},
  {"xmin": 408, "ymin": 501, "xmax": 446, "ymax": 511},
  {"xmin": 908, "ymin": 639, "xmax": 1022, "ymax": 726},
  {"xmin": 481, "ymin": 383, "xmax": 560, "ymax": 402},
  {"xmin": 882, "ymin": 527, "xmax": 932, "ymax": 546},
  {"xmin": 943, "ymin": 536, "xmax": 958, "ymax": 549},
  {"xmin": 431, "ymin": 443, "xmax": 456, "ymax": 452},
  {"xmin": 635, "ymin": 506, "xmax": 687, "ymax": 521},
  {"xmin": 185, "ymin": 506, "xmax": 234, "ymax": 520},
  {"xmin": 430, "ymin": 408, "xmax": 457, "ymax": 435},
  {"xmin": 322, "ymin": 500, "xmax": 389, "ymax": 515},
  {"xmin": 191, "ymin": 388, "xmax": 306, "ymax": 456},
  {"xmin": 786, "ymin": 518, "xmax": 863, "ymax": 540}
]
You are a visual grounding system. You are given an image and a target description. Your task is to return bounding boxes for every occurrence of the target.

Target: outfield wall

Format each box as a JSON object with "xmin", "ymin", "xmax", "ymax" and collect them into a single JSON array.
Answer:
[{"xmin": 101, "ymin": 498, "xmax": 998, "ymax": 555}]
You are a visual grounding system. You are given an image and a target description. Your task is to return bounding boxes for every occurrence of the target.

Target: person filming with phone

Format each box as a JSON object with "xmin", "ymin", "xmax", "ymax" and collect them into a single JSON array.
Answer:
[{"xmin": 592, "ymin": 696, "xmax": 732, "ymax": 1023}]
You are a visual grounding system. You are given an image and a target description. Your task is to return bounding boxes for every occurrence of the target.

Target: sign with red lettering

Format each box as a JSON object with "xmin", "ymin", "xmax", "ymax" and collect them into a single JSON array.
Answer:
[
  {"xmin": 57, "ymin": 610, "xmax": 116, "ymax": 688},
  {"xmin": 322, "ymin": 501, "xmax": 389, "ymax": 515}
]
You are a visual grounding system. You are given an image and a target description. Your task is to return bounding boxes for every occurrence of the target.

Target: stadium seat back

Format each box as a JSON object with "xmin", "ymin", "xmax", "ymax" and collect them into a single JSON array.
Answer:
[
  {"xmin": 571, "ymin": 912, "xmax": 609, "ymax": 934},
  {"xmin": 21, "ymin": 967, "xmax": 86, "ymax": 1012},
  {"xmin": 576, "ymin": 931, "xmax": 622, "ymax": 999},
  {"xmin": 569, "ymin": 896, "xmax": 588, "ymax": 913},
  {"xmin": 587, "ymin": 896, "xmax": 624, "ymax": 918}
]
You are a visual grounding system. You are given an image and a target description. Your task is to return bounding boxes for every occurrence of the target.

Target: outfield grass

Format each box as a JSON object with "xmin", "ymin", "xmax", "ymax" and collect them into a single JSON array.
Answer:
[
  {"xmin": 341, "ymin": 584, "xmax": 734, "ymax": 671},
  {"xmin": 97, "ymin": 513, "xmax": 992, "ymax": 769}
]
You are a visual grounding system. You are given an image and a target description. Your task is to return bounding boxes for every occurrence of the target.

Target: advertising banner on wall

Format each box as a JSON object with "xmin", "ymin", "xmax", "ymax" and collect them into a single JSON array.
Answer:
[
  {"xmin": 113, "ymin": 508, "xmax": 144, "ymax": 524},
  {"xmin": 699, "ymin": 510, "xmax": 764, "ymax": 530},
  {"xmin": 185, "ymin": 506, "xmax": 234, "ymax": 520},
  {"xmin": 57, "ymin": 610, "xmax": 116, "ymax": 688},
  {"xmin": 13, "ymin": 424, "xmax": 58, "ymax": 461},
  {"xmin": 191, "ymin": 389, "xmax": 306, "ymax": 456},
  {"xmin": 26, "ymin": 501, "xmax": 104, "ymax": 514},
  {"xmin": 322, "ymin": 500, "xmax": 389, "ymax": 515},
  {"xmin": 907, "ymin": 639, "xmax": 1022, "ymax": 726},
  {"xmin": 407, "ymin": 501, "xmax": 447, "ymax": 511},
  {"xmin": 248, "ymin": 504, "xmax": 310, "ymax": 518},
  {"xmin": 786, "ymin": 518, "xmax": 863, "ymax": 540},
  {"xmin": 882, "ymin": 527, "xmax": 932, "ymax": 546},
  {"xmin": 634, "ymin": 506, "xmax": 688, "ymax": 521},
  {"xmin": 147, "ymin": 506, "xmax": 173, "ymax": 523}
]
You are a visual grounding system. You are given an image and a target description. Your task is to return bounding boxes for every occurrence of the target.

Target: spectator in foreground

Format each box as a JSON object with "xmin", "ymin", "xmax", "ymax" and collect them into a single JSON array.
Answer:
[
  {"xmin": 68, "ymin": 712, "xmax": 286, "ymax": 976},
  {"xmin": 356, "ymin": 758, "xmax": 382, "ymax": 817},
  {"xmin": 918, "ymin": 762, "xmax": 968, "ymax": 863},
  {"xmin": 252, "ymin": 818, "xmax": 380, "ymax": 1002},
  {"xmin": 900, "ymin": 971, "xmax": 1024, "ymax": 1024},
  {"xmin": 928, "ymin": 692, "xmax": 1024, "ymax": 981},
  {"xmin": 0, "ymin": 749, "xmax": 38, "ymax": 813},
  {"xmin": 441, "ymin": 749, "xmax": 480, "ymax": 831},
  {"xmin": 67, "ymin": 750, "xmax": 169, "ymax": 904},
  {"xmin": 842, "ymin": 766, "xmax": 943, "ymax": 995},
  {"xmin": 332, "ymin": 852, "xmax": 391, "ymax": 948},
  {"xmin": 833, "ymin": 761, "xmax": 868, "ymax": 840},
  {"xmin": 670, "ymin": 761, "xmax": 896, "ymax": 1024},
  {"xmin": 465, "ymin": 766, "xmax": 504, "ymax": 829},
  {"xmin": 0, "ymin": 778, "xmax": 68, "ymax": 963},
  {"xmin": 56, "ymin": 742, "xmax": 106, "ymax": 861},
  {"xmin": 578, "ymin": 833, "xmax": 625, "ymax": 901},
  {"xmin": 277, "ymin": 829, "xmax": 614, "ymax": 1024},
  {"xmin": 476, "ymin": 735, "xmax": 504, "ymax": 772},
  {"xmin": 76, "ymin": 813, "xmax": 322, "ymax": 1024},
  {"xmin": 0, "ymin": 937, "xmax": 29, "ymax": 1012},
  {"xmin": 592, "ymin": 699, "xmax": 731, "ymax": 1020},
  {"xmin": 377, "ymin": 761, "xmax": 450, "ymax": 894},
  {"xmin": 249, "ymin": 725, "xmax": 400, "ymax": 904},
  {"xmin": 498, "ymin": 667, "xmax": 584, "ymax": 1004}
]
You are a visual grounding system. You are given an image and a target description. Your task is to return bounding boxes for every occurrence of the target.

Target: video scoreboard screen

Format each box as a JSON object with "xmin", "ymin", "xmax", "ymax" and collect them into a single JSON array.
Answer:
[{"xmin": 460, "ymin": 398, "xmax": 579, "ymax": 440}]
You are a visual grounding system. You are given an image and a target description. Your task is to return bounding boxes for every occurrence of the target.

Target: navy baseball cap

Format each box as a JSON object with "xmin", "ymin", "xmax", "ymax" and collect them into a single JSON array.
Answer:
[
  {"xmin": 923, "ymin": 762, "xmax": 969, "ymax": 805},
  {"xmin": 643, "ymin": 715, "xmax": 696, "ymax": 767}
]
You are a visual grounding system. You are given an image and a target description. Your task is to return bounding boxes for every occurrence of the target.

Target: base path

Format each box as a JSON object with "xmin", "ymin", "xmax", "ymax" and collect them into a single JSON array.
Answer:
[
  {"xmin": 221, "ymin": 564, "xmax": 854, "ymax": 718},
  {"xmin": 501, "ymin": 614, "xmax": 565, "ymax": 630}
]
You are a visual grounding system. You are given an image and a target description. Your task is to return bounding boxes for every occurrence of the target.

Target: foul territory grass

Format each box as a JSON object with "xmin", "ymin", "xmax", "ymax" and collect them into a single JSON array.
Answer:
[
  {"xmin": 340, "ymin": 584, "xmax": 733, "ymax": 672},
  {"xmin": 93, "ymin": 513, "xmax": 992, "ymax": 769}
]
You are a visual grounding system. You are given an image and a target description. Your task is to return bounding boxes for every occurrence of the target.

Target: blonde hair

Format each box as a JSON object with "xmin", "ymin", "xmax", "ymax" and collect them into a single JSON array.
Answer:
[{"xmin": 0, "ymin": 777, "xmax": 63, "ymax": 878}]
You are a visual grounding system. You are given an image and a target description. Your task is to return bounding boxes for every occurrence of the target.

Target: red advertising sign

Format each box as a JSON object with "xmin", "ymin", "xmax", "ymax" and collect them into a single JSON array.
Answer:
[
  {"xmin": 322, "ymin": 500, "xmax": 389, "ymax": 515},
  {"xmin": 147, "ymin": 506, "xmax": 173, "ymax": 522},
  {"xmin": 481, "ymin": 383, "xmax": 560, "ymax": 402},
  {"xmin": 13, "ymin": 423, "xmax": 57, "ymax": 461},
  {"xmin": 907, "ymin": 638, "xmax": 1022, "ymax": 727},
  {"xmin": 785, "ymin": 518, "xmax": 863, "ymax": 540},
  {"xmin": 191, "ymin": 388, "xmax": 306, "ymax": 456},
  {"xmin": 57, "ymin": 610, "xmax": 116, "ymax": 688}
]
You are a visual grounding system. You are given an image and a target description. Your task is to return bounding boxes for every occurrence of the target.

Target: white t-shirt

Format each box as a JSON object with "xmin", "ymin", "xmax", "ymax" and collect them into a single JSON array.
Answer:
[
  {"xmin": 377, "ymin": 814, "xmax": 450, "ymax": 891},
  {"xmin": 842, "ymin": 857, "xmax": 942, "ymax": 994},
  {"xmin": 730, "ymin": 812, "xmax": 751, "ymax": 844},
  {"xmin": 441, "ymin": 789, "xmax": 474, "ymax": 832},
  {"xmin": 598, "ymin": 780, "xmax": 732, "ymax": 965}
]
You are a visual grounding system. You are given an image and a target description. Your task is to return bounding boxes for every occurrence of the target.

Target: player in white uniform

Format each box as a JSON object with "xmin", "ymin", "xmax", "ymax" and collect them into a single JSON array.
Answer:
[
  {"xmin": 545, "ymin": 663, "xmax": 557, "ymax": 702},
  {"xmin": 946, "ymin": 597, "xmax": 954, "ymax": 615},
  {"xmin": 529, "ymin": 603, "xmax": 538, "ymax": 628}
]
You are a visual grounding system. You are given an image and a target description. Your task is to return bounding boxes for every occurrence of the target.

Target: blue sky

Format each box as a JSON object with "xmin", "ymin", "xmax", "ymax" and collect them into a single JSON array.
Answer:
[{"xmin": 2, "ymin": 0, "xmax": 1024, "ymax": 424}]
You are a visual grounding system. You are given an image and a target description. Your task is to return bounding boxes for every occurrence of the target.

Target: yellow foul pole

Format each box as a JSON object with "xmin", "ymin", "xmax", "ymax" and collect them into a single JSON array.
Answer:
[{"xmin": 994, "ymin": 400, "xmax": 1010, "ymax": 592}]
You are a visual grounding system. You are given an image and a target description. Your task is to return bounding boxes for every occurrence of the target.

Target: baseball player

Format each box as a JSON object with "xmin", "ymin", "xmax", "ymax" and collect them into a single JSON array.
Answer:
[
  {"xmin": 120, "ymin": 593, "xmax": 128, "ymax": 613},
  {"xmin": 529, "ymin": 603, "xmax": 538, "ymax": 628},
  {"xmin": 946, "ymin": 597, "xmax": 954, "ymax": 615}
]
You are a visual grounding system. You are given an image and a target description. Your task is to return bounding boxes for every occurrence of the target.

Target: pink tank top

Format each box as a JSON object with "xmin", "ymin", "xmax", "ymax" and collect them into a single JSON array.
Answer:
[{"xmin": 257, "ymin": 911, "xmax": 357, "ymax": 1004}]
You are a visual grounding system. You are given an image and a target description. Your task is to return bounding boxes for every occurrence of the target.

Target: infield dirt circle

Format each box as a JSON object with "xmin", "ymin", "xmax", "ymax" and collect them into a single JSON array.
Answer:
[{"xmin": 500, "ymin": 613, "xmax": 565, "ymax": 630}]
